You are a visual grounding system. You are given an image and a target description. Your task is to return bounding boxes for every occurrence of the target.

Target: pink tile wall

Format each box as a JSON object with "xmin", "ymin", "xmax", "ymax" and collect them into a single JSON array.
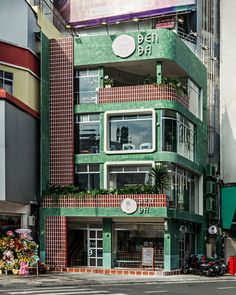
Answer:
[
  {"xmin": 49, "ymin": 38, "xmax": 74, "ymax": 185},
  {"xmin": 45, "ymin": 216, "xmax": 67, "ymax": 266},
  {"xmin": 99, "ymin": 84, "xmax": 189, "ymax": 109},
  {"xmin": 42, "ymin": 194, "xmax": 167, "ymax": 208}
]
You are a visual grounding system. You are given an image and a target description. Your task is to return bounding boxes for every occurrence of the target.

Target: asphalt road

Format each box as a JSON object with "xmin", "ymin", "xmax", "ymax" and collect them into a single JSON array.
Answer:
[{"xmin": 1, "ymin": 281, "xmax": 236, "ymax": 295}]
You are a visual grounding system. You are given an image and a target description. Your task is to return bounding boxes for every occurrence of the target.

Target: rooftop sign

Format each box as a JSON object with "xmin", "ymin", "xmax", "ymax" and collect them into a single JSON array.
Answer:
[{"xmin": 55, "ymin": 0, "xmax": 196, "ymax": 28}]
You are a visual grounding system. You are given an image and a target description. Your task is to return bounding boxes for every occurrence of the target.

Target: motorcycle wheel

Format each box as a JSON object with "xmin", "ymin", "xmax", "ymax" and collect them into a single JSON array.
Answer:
[
  {"xmin": 182, "ymin": 266, "xmax": 189, "ymax": 274},
  {"xmin": 206, "ymin": 268, "xmax": 214, "ymax": 277}
]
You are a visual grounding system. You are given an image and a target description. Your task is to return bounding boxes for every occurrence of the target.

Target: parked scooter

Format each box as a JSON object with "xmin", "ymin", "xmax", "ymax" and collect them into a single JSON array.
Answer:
[
  {"xmin": 207, "ymin": 258, "xmax": 228, "ymax": 276},
  {"xmin": 182, "ymin": 254, "xmax": 215, "ymax": 276}
]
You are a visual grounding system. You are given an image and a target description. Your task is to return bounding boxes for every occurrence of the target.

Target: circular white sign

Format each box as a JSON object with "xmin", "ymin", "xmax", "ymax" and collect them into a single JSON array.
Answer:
[
  {"xmin": 121, "ymin": 198, "xmax": 137, "ymax": 214},
  {"xmin": 179, "ymin": 225, "xmax": 187, "ymax": 232},
  {"xmin": 112, "ymin": 35, "xmax": 136, "ymax": 58},
  {"xmin": 208, "ymin": 225, "xmax": 217, "ymax": 234}
]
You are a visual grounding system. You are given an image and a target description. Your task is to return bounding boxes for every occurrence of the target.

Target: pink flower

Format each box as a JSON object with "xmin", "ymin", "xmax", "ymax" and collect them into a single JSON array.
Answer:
[
  {"xmin": 20, "ymin": 233, "xmax": 28, "ymax": 239},
  {"xmin": 6, "ymin": 231, "xmax": 14, "ymax": 237}
]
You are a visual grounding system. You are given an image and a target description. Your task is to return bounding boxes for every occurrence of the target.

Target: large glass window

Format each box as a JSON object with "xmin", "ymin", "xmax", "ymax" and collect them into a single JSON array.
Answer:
[
  {"xmin": 75, "ymin": 164, "xmax": 100, "ymax": 191},
  {"xmin": 161, "ymin": 110, "xmax": 177, "ymax": 152},
  {"xmin": 162, "ymin": 111, "xmax": 195, "ymax": 161},
  {"xmin": 107, "ymin": 164, "xmax": 151, "ymax": 189},
  {"xmin": 74, "ymin": 69, "xmax": 99, "ymax": 104},
  {"xmin": 75, "ymin": 113, "xmax": 100, "ymax": 154},
  {"xmin": 0, "ymin": 70, "xmax": 13, "ymax": 94},
  {"xmin": 105, "ymin": 110, "xmax": 155, "ymax": 153},
  {"xmin": 188, "ymin": 79, "xmax": 202, "ymax": 120},
  {"xmin": 166, "ymin": 164, "xmax": 198, "ymax": 214},
  {"xmin": 178, "ymin": 115, "xmax": 194, "ymax": 161}
]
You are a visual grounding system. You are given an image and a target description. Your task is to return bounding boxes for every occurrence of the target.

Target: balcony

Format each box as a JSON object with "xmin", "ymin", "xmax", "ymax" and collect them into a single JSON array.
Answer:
[
  {"xmin": 99, "ymin": 84, "xmax": 189, "ymax": 109},
  {"xmin": 42, "ymin": 193, "xmax": 168, "ymax": 208}
]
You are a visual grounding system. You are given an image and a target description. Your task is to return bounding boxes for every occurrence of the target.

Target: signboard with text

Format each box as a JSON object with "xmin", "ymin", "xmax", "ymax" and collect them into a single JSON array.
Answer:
[
  {"xmin": 141, "ymin": 247, "xmax": 154, "ymax": 269},
  {"xmin": 55, "ymin": 0, "xmax": 196, "ymax": 27}
]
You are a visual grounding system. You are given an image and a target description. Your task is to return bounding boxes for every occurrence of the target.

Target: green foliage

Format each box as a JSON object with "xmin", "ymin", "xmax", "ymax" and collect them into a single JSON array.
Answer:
[
  {"xmin": 144, "ymin": 74, "xmax": 156, "ymax": 84},
  {"xmin": 103, "ymin": 75, "xmax": 113, "ymax": 86},
  {"xmin": 42, "ymin": 172, "xmax": 170, "ymax": 202},
  {"xmin": 162, "ymin": 77, "xmax": 186, "ymax": 95},
  {"xmin": 148, "ymin": 164, "xmax": 171, "ymax": 194}
]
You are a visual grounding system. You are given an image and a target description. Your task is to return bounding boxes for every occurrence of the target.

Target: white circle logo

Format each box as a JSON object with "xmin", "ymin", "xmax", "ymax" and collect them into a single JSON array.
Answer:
[
  {"xmin": 121, "ymin": 198, "xmax": 137, "ymax": 214},
  {"xmin": 112, "ymin": 35, "xmax": 135, "ymax": 58},
  {"xmin": 208, "ymin": 225, "xmax": 217, "ymax": 235}
]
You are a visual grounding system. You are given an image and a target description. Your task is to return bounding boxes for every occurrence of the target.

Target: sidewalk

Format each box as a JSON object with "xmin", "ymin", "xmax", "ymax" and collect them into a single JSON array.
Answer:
[{"xmin": 0, "ymin": 272, "xmax": 236, "ymax": 288}]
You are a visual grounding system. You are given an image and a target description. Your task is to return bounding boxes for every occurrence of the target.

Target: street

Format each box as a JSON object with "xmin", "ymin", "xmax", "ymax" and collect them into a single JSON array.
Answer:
[{"xmin": 1, "ymin": 281, "xmax": 236, "ymax": 295}]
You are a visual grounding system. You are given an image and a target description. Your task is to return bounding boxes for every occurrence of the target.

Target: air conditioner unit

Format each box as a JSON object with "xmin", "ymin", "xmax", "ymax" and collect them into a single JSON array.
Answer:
[
  {"xmin": 206, "ymin": 197, "xmax": 215, "ymax": 212},
  {"xmin": 28, "ymin": 215, "xmax": 36, "ymax": 226},
  {"xmin": 206, "ymin": 164, "xmax": 217, "ymax": 178},
  {"xmin": 206, "ymin": 181, "xmax": 216, "ymax": 195}
]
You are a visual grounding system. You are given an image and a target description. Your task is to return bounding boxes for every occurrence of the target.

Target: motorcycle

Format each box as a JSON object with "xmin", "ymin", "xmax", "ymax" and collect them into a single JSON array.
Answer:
[
  {"xmin": 207, "ymin": 258, "xmax": 228, "ymax": 276},
  {"xmin": 182, "ymin": 254, "xmax": 215, "ymax": 276}
]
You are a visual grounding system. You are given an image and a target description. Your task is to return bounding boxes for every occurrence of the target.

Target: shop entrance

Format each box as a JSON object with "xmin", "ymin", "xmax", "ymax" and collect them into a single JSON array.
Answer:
[
  {"xmin": 113, "ymin": 223, "xmax": 164, "ymax": 269},
  {"xmin": 179, "ymin": 230, "xmax": 193, "ymax": 269},
  {"xmin": 67, "ymin": 221, "xmax": 103, "ymax": 267},
  {"xmin": 87, "ymin": 228, "xmax": 103, "ymax": 267}
]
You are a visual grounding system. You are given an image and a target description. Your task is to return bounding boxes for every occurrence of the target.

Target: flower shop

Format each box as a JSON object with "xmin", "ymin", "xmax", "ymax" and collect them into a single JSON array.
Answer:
[{"xmin": 0, "ymin": 229, "xmax": 39, "ymax": 275}]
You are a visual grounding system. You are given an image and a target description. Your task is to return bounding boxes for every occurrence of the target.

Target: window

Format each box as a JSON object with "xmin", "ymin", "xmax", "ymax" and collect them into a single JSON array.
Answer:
[
  {"xmin": 106, "ymin": 164, "xmax": 152, "ymax": 189},
  {"xmin": 161, "ymin": 111, "xmax": 195, "ymax": 161},
  {"xmin": 188, "ymin": 80, "xmax": 202, "ymax": 120},
  {"xmin": 74, "ymin": 69, "xmax": 99, "ymax": 104},
  {"xmin": 105, "ymin": 109, "xmax": 156, "ymax": 154},
  {"xmin": 0, "ymin": 70, "xmax": 13, "ymax": 94},
  {"xmin": 166, "ymin": 165, "xmax": 198, "ymax": 214},
  {"xmin": 161, "ymin": 110, "xmax": 177, "ymax": 152},
  {"xmin": 178, "ymin": 114, "xmax": 194, "ymax": 161},
  {"xmin": 75, "ymin": 164, "xmax": 100, "ymax": 191},
  {"xmin": 75, "ymin": 113, "xmax": 100, "ymax": 154}
]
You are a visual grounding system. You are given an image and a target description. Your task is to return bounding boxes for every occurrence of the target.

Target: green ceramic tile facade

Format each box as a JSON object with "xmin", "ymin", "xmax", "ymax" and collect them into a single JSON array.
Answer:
[
  {"xmin": 164, "ymin": 221, "xmax": 181, "ymax": 270},
  {"xmin": 74, "ymin": 99, "xmax": 206, "ymax": 177},
  {"xmin": 41, "ymin": 28, "xmax": 208, "ymax": 270},
  {"xmin": 40, "ymin": 33, "xmax": 50, "ymax": 194},
  {"xmin": 221, "ymin": 186, "xmax": 236, "ymax": 229},
  {"xmin": 40, "ymin": 207, "xmax": 167, "ymax": 218}
]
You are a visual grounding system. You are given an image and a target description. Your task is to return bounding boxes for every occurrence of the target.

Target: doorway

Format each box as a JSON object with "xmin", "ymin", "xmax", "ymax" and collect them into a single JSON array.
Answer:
[{"xmin": 87, "ymin": 228, "xmax": 103, "ymax": 267}]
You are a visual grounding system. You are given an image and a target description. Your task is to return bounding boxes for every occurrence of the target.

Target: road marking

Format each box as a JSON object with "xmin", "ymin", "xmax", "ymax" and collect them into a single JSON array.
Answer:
[
  {"xmin": 8, "ymin": 290, "xmax": 108, "ymax": 295},
  {"xmin": 7, "ymin": 288, "xmax": 92, "ymax": 294},
  {"xmin": 8, "ymin": 286, "xmax": 92, "ymax": 295},
  {"xmin": 144, "ymin": 291, "xmax": 168, "ymax": 294},
  {"xmin": 217, "ymin": 287, "xmax": 235, "ymax": 290}
]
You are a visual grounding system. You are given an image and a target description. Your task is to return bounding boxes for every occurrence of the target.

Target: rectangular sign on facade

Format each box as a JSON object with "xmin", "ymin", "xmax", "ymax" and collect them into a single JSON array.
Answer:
[{"xmin": 55, "ymin": 0, "xmax": 195, "ymax": 28}]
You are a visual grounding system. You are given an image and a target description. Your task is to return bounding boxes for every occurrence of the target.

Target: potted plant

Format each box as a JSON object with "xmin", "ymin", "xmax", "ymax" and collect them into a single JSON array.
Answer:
[
  {"xmin": 148, "ymin": 164, "xmax": 171, "ymax": 193},
  {"xmin": 103, "ymin": 75, "xmax": 113, "ymax": 88}
]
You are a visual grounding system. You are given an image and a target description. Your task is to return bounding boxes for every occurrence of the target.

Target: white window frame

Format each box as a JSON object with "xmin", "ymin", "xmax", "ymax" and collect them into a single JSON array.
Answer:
[
  {"xmin": 74, "ymin": 68, "xmax": 99, "ymax": 105},
  {"xmin": 104, "ymin": 161, "xmax": 155, "ymax": 189},
  {"xmin": 0, "ymin": 70, "xmax": 14, "ymax": 95},
  {"xmin": 104, "ymin": 109, "xmax": 156, "ymax": 154},
  {"xmin": 188, "ymin": 79, "xmax": 202, "ymax": 120}
]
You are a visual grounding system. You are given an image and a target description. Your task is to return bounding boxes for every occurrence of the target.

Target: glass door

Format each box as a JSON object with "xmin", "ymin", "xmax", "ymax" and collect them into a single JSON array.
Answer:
[{"xmin": 87, "ymin": 228, "xmax": 103, "ymax": 267}]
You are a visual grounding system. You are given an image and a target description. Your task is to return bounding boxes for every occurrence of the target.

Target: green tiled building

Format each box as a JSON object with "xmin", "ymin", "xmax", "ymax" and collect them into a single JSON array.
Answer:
[{"xmin": 40, "ymin": 27, "xmax": 208, "ymax": 272}]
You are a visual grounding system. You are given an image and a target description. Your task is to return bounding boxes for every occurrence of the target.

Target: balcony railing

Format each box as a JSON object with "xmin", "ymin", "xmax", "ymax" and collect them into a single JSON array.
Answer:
[
  {"xmin": 42, "ymin": 194, "xmax": 167, "ymax": 208},
  {"xmin": 99, "ymin": 84, "xmax": 189, "ymax": 109}
]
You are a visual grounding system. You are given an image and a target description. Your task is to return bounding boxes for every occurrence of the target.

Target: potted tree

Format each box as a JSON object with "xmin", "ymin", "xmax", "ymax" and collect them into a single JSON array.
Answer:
[
  {"xmin": 148, "ymin": 164, "xmax": 171, "ymax": 193},
  {"xmin": 103, "ymin": 75, "xmax": 113, "ymax": 88}
]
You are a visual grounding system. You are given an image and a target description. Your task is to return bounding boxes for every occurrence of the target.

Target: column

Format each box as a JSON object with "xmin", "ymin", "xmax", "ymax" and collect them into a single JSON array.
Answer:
[
  {"xmin": 103, "ymin": 218, "xmax": 112, "ymax": 268},
  {"xmin": 156, "ymin": 61, "xmax": 162, "ymax": 84},
  {"xmin": 164, "ymin": 220, "xmax": 179, "ymax": 271},
  {"xmin": 45, "ymin": 216, "xmax": 67, "ymax": 267}
]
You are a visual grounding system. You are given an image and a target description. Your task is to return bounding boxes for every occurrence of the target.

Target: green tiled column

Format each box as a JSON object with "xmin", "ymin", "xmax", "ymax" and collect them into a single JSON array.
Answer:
[
  {"xmin": 156, "ymin": 61, "xmax": 162, "ymax": 84},
  {"xmin": 164, "ymin": 220, "xmax": 179, "ymax": 271},
  {"xmin": 103, "ymin": 218, "xmax": 112, "ymax": 268}
]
